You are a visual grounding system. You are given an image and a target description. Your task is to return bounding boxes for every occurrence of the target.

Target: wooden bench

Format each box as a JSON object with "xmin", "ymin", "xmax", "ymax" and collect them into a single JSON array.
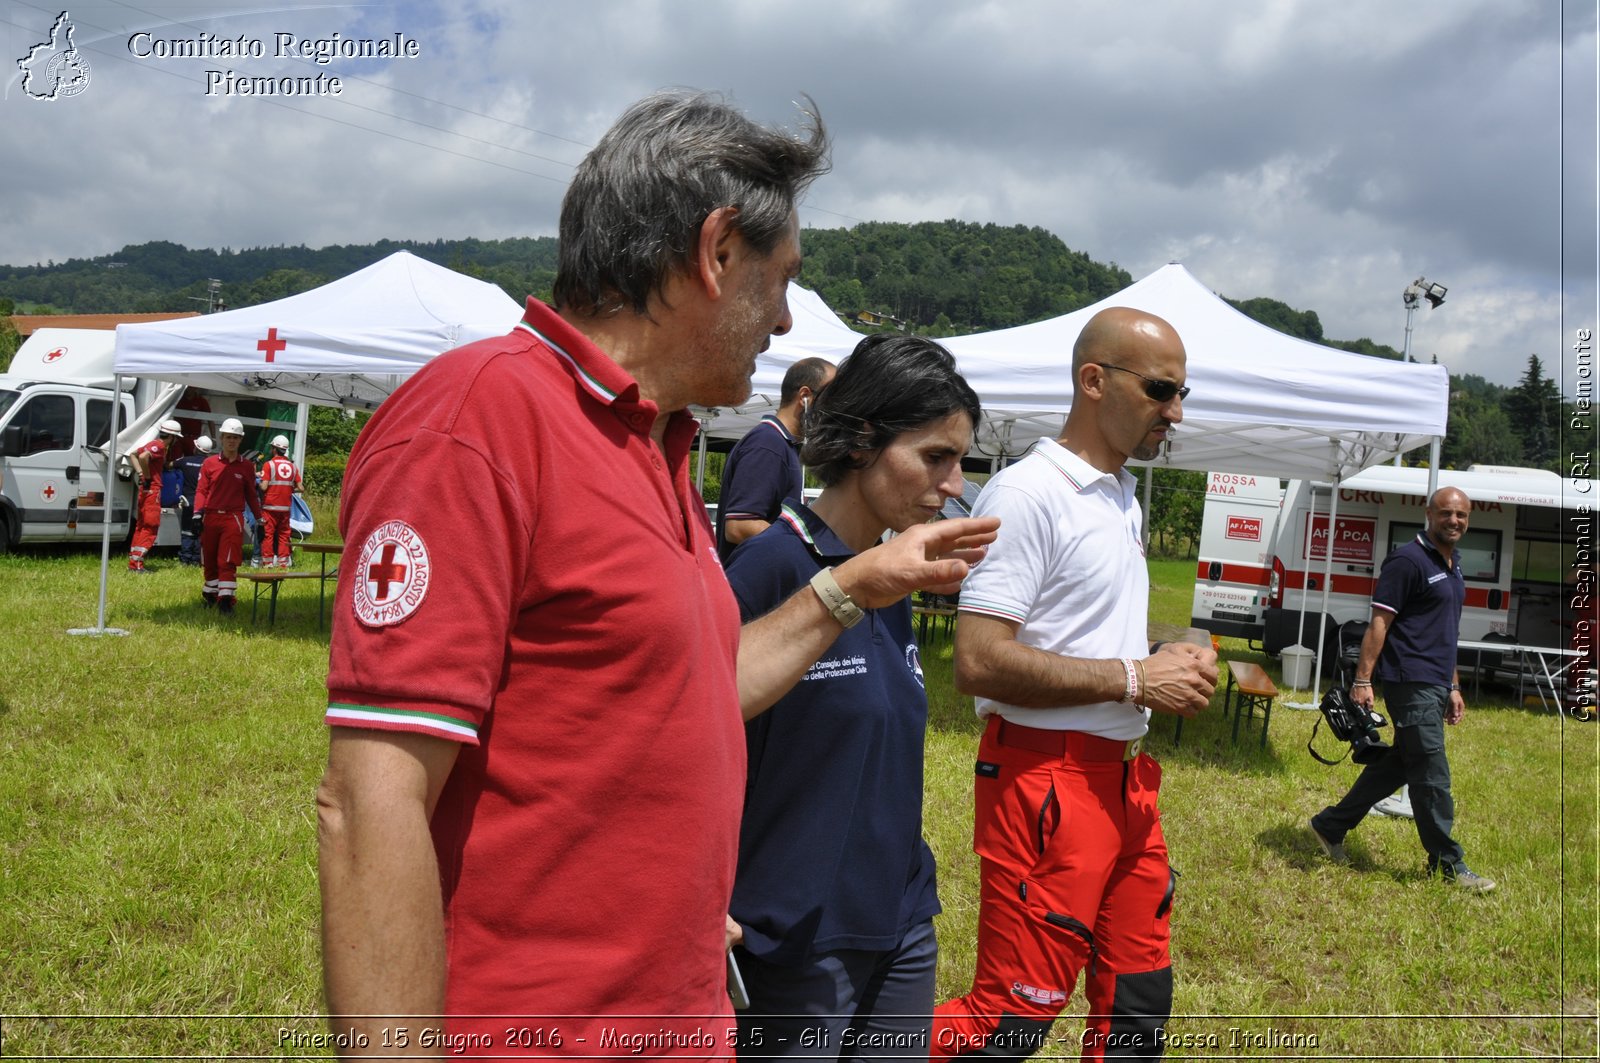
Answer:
[
  {"xmin": 912, "ymin": 604, "xmax": 958, "ymax": 643},
  {"xmin": 241, "ymin": 571, "xmax": 327, "ymax": 626},
  {"xmin": 1223, "ymin": 659, "xmax": 1278, "ymax": 748}
]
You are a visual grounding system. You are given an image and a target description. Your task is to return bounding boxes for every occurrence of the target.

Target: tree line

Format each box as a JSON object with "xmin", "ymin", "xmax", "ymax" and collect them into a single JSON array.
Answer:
[{"xmin": 1, "ymin": 223, "xmax": 1585, "ymax": 490}]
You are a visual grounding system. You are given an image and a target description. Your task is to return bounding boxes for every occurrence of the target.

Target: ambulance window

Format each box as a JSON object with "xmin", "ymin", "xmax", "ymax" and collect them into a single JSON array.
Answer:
[
  {"xmin": 1512, "ymin": 538, "xmax": 1573, "ymax": 584},
  {"xmin": 87, "ymin": 398, "xmax": 115, "ymax": 448},
  {"xmin": 1387, "ymin": 521, "xmax": 1501, "ymax": 582},
  {"xmin": 12, "ymin": 394, "xmax": 73, "ymax": 456}
]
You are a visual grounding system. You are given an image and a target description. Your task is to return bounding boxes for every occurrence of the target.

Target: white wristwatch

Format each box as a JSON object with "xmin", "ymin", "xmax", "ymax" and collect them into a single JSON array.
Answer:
[{"xmin": 810, "ymin": 567, "xmax": 865, "ymax": 629}]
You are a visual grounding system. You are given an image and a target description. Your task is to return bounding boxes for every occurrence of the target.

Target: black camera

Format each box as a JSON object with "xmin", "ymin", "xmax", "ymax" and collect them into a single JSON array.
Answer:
[{"xmin": 1308, "ymin": 685, "xmax": 1391, "ymax": 765}]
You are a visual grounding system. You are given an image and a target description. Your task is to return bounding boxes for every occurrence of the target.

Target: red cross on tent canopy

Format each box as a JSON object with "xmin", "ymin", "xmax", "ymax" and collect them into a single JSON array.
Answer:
[{"xmin": 257, "ymin": 327, "xmax": 287, "ymax": 363}]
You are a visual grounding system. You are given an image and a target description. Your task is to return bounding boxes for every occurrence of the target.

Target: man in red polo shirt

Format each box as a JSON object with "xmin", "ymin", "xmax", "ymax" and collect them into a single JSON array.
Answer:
[{"xmin": 317, "ymin": 90, "xmax": 997, "ymax": 1059}]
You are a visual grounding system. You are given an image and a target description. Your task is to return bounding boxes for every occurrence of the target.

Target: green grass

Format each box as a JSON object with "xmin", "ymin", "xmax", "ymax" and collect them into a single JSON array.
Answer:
[
  {"xmin": 924, "ymin": 560, "xmax": 1600, "ymax": 1060},
  {"xmin": 1, "ymin": 538, "xmax": 1596, "ymax": 1058}
]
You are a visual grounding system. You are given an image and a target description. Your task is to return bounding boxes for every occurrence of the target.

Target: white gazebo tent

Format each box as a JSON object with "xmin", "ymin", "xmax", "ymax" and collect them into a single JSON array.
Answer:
[
  {"xmin": 113, "ymin": 251, "xmax": 524, "ymax": 410},
  {"xmin": 718, "ymin": 265, "xmax": 1448, "ymax": 480},
  {"xmin": 74, "ymin": 252, "xmax": 524, "ymax": 635},
  {"xmin": 938, "ymin": 263, "xmax": 1448, "ymax": 480}
]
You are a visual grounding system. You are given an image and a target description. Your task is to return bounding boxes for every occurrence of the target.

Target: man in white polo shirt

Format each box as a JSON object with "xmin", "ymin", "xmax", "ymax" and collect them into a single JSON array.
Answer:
[{"xmin": 933, "ymin": 307, "xmax": 1218, "ymax": 1061}]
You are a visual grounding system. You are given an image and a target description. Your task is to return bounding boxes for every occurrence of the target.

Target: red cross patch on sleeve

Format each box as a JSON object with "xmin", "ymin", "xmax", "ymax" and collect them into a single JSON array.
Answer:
[{"xmin": 352, "ymin": 519, "xmax": 431, "ymax": 626}]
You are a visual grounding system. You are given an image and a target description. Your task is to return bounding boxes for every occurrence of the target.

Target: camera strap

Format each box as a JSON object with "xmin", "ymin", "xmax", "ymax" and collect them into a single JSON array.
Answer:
[{"xmin": 1307, "ymin": 716, "xmax": 1351, "ymax": 765}]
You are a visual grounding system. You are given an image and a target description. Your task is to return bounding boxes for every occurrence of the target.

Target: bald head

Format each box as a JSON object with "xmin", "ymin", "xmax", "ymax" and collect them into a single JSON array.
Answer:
[
  {"xmin": 1424, "ymin": 486, "xmax": 1471, "ymax": 553},
  {"xmin": 1073, "ymin": 307, "xmax": 1184, "ymax": 376},
  {"xmin": 1061, "ymin": 306, "xmax": 1188, "ymax": 471}
]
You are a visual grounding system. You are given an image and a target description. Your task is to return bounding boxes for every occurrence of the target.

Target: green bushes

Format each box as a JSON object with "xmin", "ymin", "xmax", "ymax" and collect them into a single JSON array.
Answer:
[{"xmin": 301, "ymin": 453, "xmax": 348, "ymax": 499}]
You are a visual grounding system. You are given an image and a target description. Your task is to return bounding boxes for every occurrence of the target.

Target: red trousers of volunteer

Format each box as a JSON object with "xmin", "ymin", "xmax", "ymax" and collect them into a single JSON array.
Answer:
[
  {"xmin": 934, "ymin": 717, "xmax": 1174, "ymax": 1061},
  {"xmin": 261, "ymin": 509, "xmax": 293, "ymax": 566},
  {"xmin": 128, "ymin": 487, "xmax": 162, "ymax": 567},
  {"xmin": 200, "ymin": 512, "xmax": 246, "ymax": 602}
]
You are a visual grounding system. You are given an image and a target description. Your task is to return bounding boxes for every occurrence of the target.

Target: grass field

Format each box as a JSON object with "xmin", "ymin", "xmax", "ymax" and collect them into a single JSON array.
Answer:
[{"xmin": 2, "ymin": 513, "xmax": 1597, "ymax": 1059}]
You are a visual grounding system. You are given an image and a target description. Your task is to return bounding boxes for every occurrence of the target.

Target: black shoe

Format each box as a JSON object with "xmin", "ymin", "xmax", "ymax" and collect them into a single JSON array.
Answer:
[
  {"xmin": 217, "ymin": 598, "xmax": 235, "ymax": 616},
  {"xmin": 1429, "ymin": 860, "xmax": 1497, "ymax": 893},
  {"xmin": 1309, "ymin": 819, "xmax": 1349, "ymax": 865},
  {"xmin": 202, "ymin": 593, "xmax": 216, "ymax": 609}
]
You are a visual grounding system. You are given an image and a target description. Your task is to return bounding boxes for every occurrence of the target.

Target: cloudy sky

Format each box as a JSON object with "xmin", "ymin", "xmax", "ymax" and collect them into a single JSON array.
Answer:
[{"xmin": 1, "ymin": 0, "xmax": 1594, "ymax": 389}]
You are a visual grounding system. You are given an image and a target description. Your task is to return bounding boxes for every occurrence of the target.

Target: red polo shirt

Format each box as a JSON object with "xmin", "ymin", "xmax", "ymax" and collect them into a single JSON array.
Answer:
[{"xmin": 327, "ymin": 299, "xmax": 744, "ymax": 1055}]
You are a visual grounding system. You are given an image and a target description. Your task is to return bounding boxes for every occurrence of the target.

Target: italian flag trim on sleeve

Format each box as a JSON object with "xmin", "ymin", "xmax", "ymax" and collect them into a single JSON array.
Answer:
[
  {"xmin": 325, "ymin": 702, "xmax": 480, "ymax": 743},
  {"xmin": 957, "ymin": 596, "xmax": 1030, "ymax": 624}
]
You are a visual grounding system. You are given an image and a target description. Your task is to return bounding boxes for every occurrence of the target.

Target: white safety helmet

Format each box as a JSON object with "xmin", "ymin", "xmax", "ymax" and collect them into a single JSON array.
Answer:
[
  {"xmin": 219, "ymin": 417, "xmax": 245, "ymax": 437},
  {"xmin": 270, "ymin": 434, "xmax": 290, "ymax": 451},
  {"xmin": 159, "ymin": 418, "xmax": 183, "ymax": 436},
  {"xmin": 194, "ymin": 436, "xmax": 214, "ymax": 454}
]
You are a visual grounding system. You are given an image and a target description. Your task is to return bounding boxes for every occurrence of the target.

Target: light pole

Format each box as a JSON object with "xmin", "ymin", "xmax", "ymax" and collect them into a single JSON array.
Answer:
[
  {"xmin": 1400, "ymin": 276, "xmax": 1447, "ymax": 363},
  {"xmin": 1394, "ymin": 276, "xmax": 1447, "ymax": 468}
]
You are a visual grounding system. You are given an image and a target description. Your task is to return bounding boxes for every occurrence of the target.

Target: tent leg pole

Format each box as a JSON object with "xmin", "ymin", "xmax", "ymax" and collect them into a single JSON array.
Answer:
[
  {"xmin": 1141, "ymin": 465, "xmax": 1153, "ymax": 555},
  {"xmin": 695, "ymin": 417, "xmax": 709, "ymax": 494},
  {"xmin": 1311, "ymin": 477, "xmax": 1341, "ymax": 702},
  {"xmin": 72, "ymin": 373, "xmax": 130, "ymax": 636}
]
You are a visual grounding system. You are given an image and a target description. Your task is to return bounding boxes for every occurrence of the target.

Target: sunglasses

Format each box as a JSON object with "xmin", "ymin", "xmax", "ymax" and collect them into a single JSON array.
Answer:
[{"xmin": 1096, "ymin": 363, "xmax": 1190, "ymax": 402}]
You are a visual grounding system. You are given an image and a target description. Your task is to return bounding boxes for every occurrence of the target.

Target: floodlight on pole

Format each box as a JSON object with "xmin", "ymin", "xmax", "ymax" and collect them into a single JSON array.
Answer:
[{"xmin": 1394, "ymin": 275, "xmax": 1447, "ymax": 468}]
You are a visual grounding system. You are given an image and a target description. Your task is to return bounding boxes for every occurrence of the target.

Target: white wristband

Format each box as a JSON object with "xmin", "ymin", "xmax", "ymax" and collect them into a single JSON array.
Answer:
[{"xmin": 1119, "ymin": 657, "xmax": 1139, "ymax": 703}]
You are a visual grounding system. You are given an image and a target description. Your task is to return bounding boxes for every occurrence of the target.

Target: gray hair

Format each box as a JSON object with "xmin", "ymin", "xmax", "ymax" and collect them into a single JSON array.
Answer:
[{"xmin": 552, "ymin": 90, "xmax": 830, "ymax": 317}]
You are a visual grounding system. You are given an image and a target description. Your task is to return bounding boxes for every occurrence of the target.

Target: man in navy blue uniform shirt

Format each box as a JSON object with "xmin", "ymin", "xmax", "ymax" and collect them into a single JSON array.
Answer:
[
  {"xmin": 716, "ymin": 357, "xmax": 833, "ymax": 562},
  {"xmin": 1311, "ymin": 486, "xmax": 1496, "ymax": 892}
]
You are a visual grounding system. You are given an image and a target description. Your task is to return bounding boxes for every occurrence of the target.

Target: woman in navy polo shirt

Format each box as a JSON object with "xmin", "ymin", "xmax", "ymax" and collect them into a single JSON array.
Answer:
[{"xmin": 724, "ymin": 333, "xmax": 981, "ymax": 1059}]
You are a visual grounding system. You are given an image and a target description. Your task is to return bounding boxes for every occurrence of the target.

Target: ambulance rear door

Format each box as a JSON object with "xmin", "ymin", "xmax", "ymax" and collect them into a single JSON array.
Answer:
[{"xmin": 1191, "ymin": 471, "xmax": 1284, "ymax": 640}]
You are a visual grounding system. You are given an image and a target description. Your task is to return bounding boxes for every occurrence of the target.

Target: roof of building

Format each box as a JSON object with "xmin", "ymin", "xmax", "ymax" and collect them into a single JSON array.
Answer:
[{"xmin": 8, "ymin": 312, "xmax": 201, "ymax": 336}]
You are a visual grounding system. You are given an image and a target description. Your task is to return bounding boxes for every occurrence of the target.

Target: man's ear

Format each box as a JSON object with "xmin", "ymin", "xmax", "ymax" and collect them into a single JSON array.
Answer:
[
  {"xmin": 1076, "ymin": 361, "xmax": 1107, "ymax": 400},
  {"xmin": 693, "ymin": 206, "xmax": 743, "ymax": 301}
]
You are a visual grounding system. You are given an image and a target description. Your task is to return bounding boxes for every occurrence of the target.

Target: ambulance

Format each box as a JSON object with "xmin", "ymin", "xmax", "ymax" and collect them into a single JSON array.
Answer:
[
  {"xmin": 0, "ymin": 328, "xmax": 307, "ymax": 552},
  {"xmin": 1190, "ymin": 465, "xmax": 1596, "ymax": 689}
]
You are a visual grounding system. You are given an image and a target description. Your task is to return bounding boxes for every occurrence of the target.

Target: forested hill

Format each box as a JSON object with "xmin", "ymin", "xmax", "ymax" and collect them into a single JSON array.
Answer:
[
  {"xmin": 0, "ymin": 237, "xmax": 560, "ymax": 317},
  {"xmin": 1, "ymin": 222, "xmax": 1577, "ymax": 475},
  {"xmin": 0, "ymin": 221, "xmax": 1391, "ymax": 351}
]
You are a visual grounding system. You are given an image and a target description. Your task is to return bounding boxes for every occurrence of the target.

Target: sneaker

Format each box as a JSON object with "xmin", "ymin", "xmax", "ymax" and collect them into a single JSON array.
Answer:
[
  {"xmin": 1434, "ymin": 862, "xmax": 1497, "ymax": 893},
  {"xmin": 1309, "ymin": 819, "xmax": 1349, "ymax": 865},
  {"xmin": 1372, "ymin": 790, "xmax": 1414, "ymax": 819}
]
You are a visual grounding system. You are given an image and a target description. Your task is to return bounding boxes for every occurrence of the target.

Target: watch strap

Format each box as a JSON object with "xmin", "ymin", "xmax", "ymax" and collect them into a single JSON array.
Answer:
[{"xmin": 810, "ymin": 566, "xmax": 865, "ymax": 629}]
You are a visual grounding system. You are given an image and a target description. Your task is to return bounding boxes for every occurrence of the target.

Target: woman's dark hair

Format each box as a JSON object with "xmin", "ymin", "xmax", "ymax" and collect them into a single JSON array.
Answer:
[{"xmin": 801, "ymin": 334, "xmax": 980, "ymax": 487}]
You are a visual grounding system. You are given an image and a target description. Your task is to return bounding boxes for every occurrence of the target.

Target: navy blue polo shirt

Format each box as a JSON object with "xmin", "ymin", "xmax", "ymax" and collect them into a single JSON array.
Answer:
[
  {"xmin": 716, "ymin": 414, "xmax": 802, "ymax": 563},
  {"xmin": 1372, "ymin": 533, "xmax": 1466, "ymax": 686},
  {"xmin": 724, "ymin": 503, "xmax": 940, "ymax": 964}
]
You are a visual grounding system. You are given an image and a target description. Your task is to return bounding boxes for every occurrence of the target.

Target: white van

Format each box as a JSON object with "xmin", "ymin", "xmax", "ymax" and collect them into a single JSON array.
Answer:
[
  {"xmin": 0, "ymin": 328, "xmax": 307, "ymax": 552},
  {"xmin": 1191, "ymin": 465, "xmax": 1595, "ymax": 680}
]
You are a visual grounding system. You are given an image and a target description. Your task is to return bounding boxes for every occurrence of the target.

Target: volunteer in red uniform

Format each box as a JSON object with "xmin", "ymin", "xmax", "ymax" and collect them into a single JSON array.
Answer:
[
  {"xmin": 194, "ymin": 418, "xmax": 262, "ymax": 615},
  {"xmin": 126, "ymin": 418, "xmax": 183, "ymax": 572},
  {"xmin": 258, "ymin": 434, "xmax": 302, "ymax": 569}
]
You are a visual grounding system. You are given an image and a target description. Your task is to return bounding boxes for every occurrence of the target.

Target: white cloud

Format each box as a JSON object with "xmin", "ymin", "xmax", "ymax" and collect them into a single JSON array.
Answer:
[{"xmin": 0, "ymin": 0, "xmax": 1592, "ymax": 387}]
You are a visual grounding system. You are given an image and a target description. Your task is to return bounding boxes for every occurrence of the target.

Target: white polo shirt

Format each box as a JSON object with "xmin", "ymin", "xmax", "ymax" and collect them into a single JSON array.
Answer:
[{"xmin": 958, "ymin": 438, "xmax": 1151, "ymax": 740}]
